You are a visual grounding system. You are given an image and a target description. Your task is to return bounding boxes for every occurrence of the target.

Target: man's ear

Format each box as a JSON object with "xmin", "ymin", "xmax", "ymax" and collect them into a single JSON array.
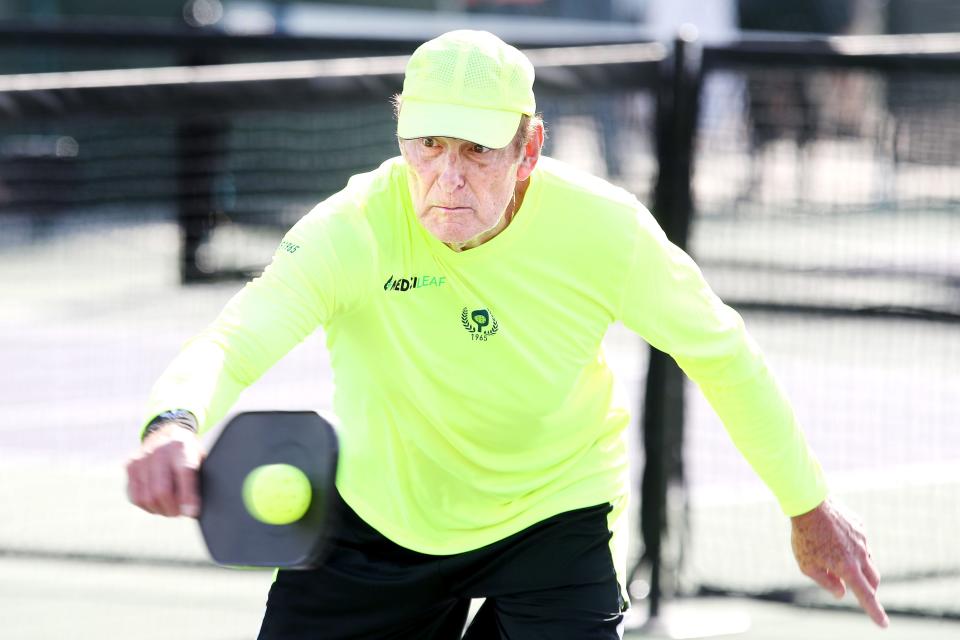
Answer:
[{"xmin": 516, "ymin": 123, "xmax": 544, "ymax": 181}]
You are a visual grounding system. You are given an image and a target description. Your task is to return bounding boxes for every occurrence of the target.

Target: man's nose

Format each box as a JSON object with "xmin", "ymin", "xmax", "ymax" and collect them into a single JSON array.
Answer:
[{"xmin": 437, "ymin": 152, "xmax": 465, "ymax": 192}]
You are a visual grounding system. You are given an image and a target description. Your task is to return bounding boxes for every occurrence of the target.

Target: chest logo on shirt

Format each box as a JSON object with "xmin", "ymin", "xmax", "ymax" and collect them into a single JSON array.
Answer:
[
  {"xmin": 461, "ymin": 307, "xmax": 499, "ymax": 342},
  {"xmin": 383, "ymin": 274, "xmax": 446, "ymax": 292}
]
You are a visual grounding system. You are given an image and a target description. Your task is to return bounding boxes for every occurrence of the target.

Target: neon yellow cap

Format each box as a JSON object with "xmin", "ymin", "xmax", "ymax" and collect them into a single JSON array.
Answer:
[{"xmin": 397, "ymin": 30, "xmax": 536, "ymax": 150}]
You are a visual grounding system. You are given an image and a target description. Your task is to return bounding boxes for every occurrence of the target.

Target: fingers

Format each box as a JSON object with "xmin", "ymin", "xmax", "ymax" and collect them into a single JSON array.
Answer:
[
  {"xmin": 800, "ymin": 555, "xmax": 889, "ymax": 628},
  {"xmin": 126, "ymin": 433, "xmax": 203, "ymax": 518},
  {"xmin": 149, "ymin": 452, "xmax": 181, "ymax": 515},
  {"xmin": 174, "ymin": 462, "xmax": 201, "ymax": 518},
  {"xmin": 125, "ymin": 463, "xmax": 149, "ymax": 512},
  {"xmin": 126, "ymin": 457, "xmax": 160, "ymax": 515},
  {"xmin": 840, "ymin": 561, "xmax": 889, "ymax": 628},
  {"xmin": 803, "ymin": 565, "xmax": 845, "ymax": 600},
  {"xmin": 861, "ymin": 553, "xmax": 881, "ymax": 591}
]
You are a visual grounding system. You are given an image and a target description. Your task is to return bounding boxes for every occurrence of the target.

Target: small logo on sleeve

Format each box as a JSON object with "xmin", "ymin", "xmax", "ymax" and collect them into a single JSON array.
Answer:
[
  {"xmin": 461, "ymin": 307, "xmax": 499, "ymax": 341},
  {"xmin": 383, "ymin": 274, "xmax": 446, "ymax": 292},
  {"xmin": 279, "ymin": 241, "xmax": 300, "ymax": 254}
]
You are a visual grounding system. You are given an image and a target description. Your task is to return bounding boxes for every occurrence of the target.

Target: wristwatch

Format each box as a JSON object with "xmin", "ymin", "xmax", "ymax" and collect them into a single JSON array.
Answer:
[{"xmin": 141, "ymin": 409, "xmax": 199, "ymax": 441}]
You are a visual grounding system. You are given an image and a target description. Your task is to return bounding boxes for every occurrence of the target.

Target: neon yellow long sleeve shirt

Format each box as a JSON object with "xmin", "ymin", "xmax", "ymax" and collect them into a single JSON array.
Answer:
[{"xmin": 145, "ymin": 156, "xmax": 827, "ymax": 562}]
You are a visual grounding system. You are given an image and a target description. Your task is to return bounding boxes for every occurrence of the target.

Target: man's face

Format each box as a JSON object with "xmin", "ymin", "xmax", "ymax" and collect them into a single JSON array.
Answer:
[{"xmin": 400, "ymin": 135, "xmax": 529, "ymax": 249}]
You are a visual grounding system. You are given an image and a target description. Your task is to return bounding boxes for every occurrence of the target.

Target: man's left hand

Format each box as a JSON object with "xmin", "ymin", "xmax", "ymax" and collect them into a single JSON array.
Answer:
[{"xmin": 791, "ymin": 498, "xmax": 889, "ymax": 628}]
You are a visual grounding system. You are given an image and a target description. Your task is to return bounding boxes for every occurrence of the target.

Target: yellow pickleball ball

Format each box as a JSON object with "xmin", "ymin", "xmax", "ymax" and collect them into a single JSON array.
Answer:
[{"xmin": 241, "ymin": 463, "xmax": 312, "ymax": 525}]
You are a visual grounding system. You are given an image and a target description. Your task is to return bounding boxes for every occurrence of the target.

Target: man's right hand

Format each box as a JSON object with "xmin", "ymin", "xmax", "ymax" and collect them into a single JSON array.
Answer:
[{"xmin": 126, "ymin": 423, "xmax": 205, "ymax": 518}]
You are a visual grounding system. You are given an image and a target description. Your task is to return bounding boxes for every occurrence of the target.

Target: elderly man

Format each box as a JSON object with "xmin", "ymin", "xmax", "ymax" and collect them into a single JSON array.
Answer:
[{"xmin": 127, "ymin": 30, "xmax": 887, "ymax": 639}]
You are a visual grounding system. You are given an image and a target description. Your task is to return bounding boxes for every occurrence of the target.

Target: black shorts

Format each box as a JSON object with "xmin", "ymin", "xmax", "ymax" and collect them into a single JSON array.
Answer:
[{"xmin": 257, "ymin": 497, "xmax": 626, "ymax": 639}]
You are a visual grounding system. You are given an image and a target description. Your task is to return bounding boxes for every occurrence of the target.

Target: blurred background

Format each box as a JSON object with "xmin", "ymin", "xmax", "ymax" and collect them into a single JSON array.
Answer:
[{"xmin": 1, "ymin": 1, "xmax": 958, "ymax": 638}]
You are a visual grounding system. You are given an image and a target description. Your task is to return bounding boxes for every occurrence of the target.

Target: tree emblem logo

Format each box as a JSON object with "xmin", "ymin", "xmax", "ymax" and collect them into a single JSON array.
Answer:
[{"xmin": 461, "ymin": 307, "xmax": 499, "ymax": 341}]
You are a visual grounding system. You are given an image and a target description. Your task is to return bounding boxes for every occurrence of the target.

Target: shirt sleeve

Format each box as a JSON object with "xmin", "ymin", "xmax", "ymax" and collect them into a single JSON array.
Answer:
[
  {"xmin": 617, "ymin": 207, "xmax": 827, "ymax": 516},
  {"xmin": 141, "ymin": 193, "xmax": 377, "ymax": 437}
]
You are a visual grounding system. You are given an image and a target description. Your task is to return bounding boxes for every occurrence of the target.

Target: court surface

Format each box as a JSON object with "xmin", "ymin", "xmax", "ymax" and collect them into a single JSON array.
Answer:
[{"xmin": 2, "ymin": 554, "xmax": 957, "ymax": 639}]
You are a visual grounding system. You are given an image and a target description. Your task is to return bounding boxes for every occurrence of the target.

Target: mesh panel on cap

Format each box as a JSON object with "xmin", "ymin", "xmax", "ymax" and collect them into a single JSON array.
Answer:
[
  {"xmin": 503, "ymin": 66, "xmax": 526, "ymax": 108},
  {"xmin": 463, "ymin": 46, "xmax": 504, "ymax": 103},
  {"xmin": 423, "ymin": 50, "xmax": 457, "ymax": 91}
]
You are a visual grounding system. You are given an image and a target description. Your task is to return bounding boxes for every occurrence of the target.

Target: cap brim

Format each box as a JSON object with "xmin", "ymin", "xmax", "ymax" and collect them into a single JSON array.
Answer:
[{"xmin": 397, "ymin": 99, "xmax": 522, "ymax": 149}]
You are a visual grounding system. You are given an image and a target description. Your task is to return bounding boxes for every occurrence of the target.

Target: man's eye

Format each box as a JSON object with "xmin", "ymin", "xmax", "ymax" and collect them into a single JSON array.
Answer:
[
  {"xmin": 471, "ymin": 144, "xmax": 490, "ymax": 154},
  {"xmin": 421, "ymin": 137, "xmax": 437, "ymax": 148}
]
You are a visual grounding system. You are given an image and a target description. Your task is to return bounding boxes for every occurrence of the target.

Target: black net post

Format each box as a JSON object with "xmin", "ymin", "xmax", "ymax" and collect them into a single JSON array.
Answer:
[
  {"xmin": 635, "ymin": 26, "xmax": 702, "ymax": 621},
  {"xmin": 176, "ymin": 115, "xmax": 227, "ymax": 283},
  {"xmin": 176, "ymin": 50, "xmax": 227, "ymax": 284}
]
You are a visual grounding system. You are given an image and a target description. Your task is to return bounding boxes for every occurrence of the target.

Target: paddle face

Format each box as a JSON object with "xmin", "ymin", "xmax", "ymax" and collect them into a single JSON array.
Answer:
[{"xmin": 199, "ymin": 411, "xmax": 338, "ymax": 568}]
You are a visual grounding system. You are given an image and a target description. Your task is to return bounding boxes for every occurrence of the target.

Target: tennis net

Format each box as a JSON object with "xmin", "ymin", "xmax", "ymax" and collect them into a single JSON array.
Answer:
[
  {"xmin": 5, "ymin": 30, "xmax": 958, "ymax": 620},
  {"xmin": 677, "ymin": 36, "xmax": 960, "ymax": 619},
  {"xmin": 0, "ymin": 43, "xmax": 662, "ymax": 566}
]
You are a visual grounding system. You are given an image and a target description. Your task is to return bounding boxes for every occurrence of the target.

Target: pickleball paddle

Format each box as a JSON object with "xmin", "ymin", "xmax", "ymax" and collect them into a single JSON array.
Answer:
[{"xmin": 198, "ymin": 410, "xmax": 339, "ymax": 568}]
